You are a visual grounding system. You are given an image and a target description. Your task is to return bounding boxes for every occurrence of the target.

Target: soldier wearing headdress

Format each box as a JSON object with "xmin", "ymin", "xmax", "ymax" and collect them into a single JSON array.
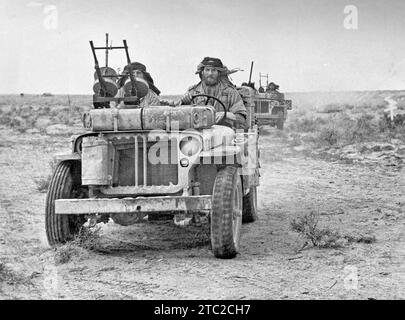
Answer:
[
  {"xmin": 117, "ymin": 62, "xmax": 161, "ymax": 107},
  {"xmin": 176, "ymin": 57, "xmax": 247, "ymax": 128},
  {"xmin": 266, "ymin": 82, "xmax": 280, "ymax": 92}
]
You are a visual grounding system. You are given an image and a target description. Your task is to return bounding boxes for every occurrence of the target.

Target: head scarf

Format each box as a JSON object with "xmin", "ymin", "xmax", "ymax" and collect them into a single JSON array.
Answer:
[
  {"xmin": 195, "ymin": 57, "xmax": 229, "ymax": 75},
  {"xmin": 267, "ymin": 82, "xmax": 279, "ymax": 90}
]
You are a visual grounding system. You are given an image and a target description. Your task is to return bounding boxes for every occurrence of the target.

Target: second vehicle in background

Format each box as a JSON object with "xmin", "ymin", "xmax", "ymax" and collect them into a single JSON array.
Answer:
[{"xmin": 243, "ymin": 71, "xmax": 292, "ymax": 130}]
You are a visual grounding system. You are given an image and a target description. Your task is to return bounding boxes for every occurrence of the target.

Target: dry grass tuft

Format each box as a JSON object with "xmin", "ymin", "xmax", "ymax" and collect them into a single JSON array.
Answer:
[
  {"xmin": 317, "ymin": 104, "xmax": 346, "ymax": 114},
  {"xmin": 0, "ymin": 94, "xmax": 90, "ymax": 134},
  {"xmin": 54, "ymin": 226, "xmax": 102, "ymax": 265},
  {"xmin": 34, "ymin": 175, "xmax": 52, "ymax": 193},
  {"xmin": 291, "ymin": 211, "xmax": 377, "ymax": 250},
  {"xmin": 0, "ymin": 261, "xmax": 31, "ymax": 285},
  {"xmin": 287, "ymin": 109, "xmax": 405, "ymax": 147},
  {"xmin": 344, "ymin": 233, "xmax": 376, "ymax": 244},
  {"xmin": 290, "ymin": 211, "xmax": 345, "ymax": 249},
  {"xmin": 285, "ymin": 90, "xmax": 405, "ymax": 147}
]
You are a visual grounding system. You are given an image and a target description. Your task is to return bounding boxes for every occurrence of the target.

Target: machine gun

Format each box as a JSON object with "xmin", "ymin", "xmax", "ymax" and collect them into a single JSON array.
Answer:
[
  {"xmin": 240, "ymin": 61, "xmax": 256, "ymax": 90},
  {"xmin": 90, "ymin": 40, "xmax": 108, "ymax": 97},
  {"xmin": 123, "ymin": 40, "xmax": 137, "ymax": 97},
  {"xmin": 248, "ymin": 61, "xmax": 254, "ymax": 87},
  {"xmin": 89, "ymin": 34, "xmax": 145, "ymax": 108}
]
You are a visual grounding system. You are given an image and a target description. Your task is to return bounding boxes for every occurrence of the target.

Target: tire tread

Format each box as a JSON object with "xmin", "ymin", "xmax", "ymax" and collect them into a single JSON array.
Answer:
[{"xmin": 211, "ymin": 166, "xmax": 241, "ymax": 259}]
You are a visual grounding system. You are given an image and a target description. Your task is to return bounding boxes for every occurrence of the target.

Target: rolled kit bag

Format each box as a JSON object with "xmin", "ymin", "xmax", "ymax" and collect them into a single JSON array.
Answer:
[{"xmin": 82, "ymin": 105, "xmax": 216, "ymax": 131}]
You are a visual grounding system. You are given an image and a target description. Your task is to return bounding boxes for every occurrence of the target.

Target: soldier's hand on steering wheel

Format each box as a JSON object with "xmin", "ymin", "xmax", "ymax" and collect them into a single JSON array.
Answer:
[
  {"xmin": 215, "ymin": 112, "xmax": 225, "ymax": 123},
  {"xmin": 190, "ymin": 94, "xmax": 228, "ymax": 124},
  {"xmin": 215, "ymin": 112, "xmax": 236, "ymax": 123}
]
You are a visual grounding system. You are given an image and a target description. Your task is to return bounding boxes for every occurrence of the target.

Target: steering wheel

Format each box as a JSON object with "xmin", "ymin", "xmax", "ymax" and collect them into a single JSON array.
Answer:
[{"xmin": 191, "ymin": 94, "xmax": 227, "ymax": 123}]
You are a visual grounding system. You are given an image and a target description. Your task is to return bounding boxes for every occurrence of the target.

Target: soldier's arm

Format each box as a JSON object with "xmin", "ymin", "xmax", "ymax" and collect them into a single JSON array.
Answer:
[
  {"xmin": 140, "ymin": 90, "xmax": 160, "ymax": 107},
  {"xmin": 175, "ymin": 90, "xmax": 193, "ymax": 106},
  {"xmin": 175, "ymin": 84, "xmax": 200, "ymax": 106},
  {"xmin": 148, "ymin": 91, "xmax": 161, "ymax": 106},
  {"xmin": 160, "ymin": 92, "xmax": 189, "ymax": 107},
  {"xmin": 227, "ymin": 89, "xmax": 248, "ymax": 128}
]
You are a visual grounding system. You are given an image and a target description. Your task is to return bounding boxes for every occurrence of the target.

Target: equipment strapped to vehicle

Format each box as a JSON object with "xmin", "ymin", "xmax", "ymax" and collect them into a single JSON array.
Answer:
[{"xmin": 82, "ymin": 105, "xmax": 216, "ymax": 131}]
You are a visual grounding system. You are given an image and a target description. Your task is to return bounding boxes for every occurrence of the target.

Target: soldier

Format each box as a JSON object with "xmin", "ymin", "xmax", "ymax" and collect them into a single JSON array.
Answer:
[
  {"xmin": 266, "ymin": 81, "xmax": 285, "ymax": 100},
  {"xmin": 266, "ymin": 82, "xmax": 279, "ymax": 93},
  {"xmin": 117, "ymin": 62, "xmax": 161, "ymax": 107},
  {"xmin": 175, "ymin": 57, "xmax": 247, "ymax": 129},
  {"xmin": 241, "ymin": 82, "xmax": 257, "ymax": 92}
]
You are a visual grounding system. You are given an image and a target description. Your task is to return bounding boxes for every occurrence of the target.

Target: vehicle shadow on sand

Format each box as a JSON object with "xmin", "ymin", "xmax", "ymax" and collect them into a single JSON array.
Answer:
[{"xmin": 92, "ymin": 221, "xmax": 211, "ymax": 257}]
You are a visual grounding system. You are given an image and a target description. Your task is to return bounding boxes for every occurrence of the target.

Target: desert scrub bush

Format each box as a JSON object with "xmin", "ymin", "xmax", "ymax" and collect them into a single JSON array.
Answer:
[
  {"xmin": 72, "ymin": 226, "xmax": 102, "ymax": 250},
  {"xmin": 389, "ymin": 125, "xmax": 405, "ymax": 142},
  {"xmin": 378, "ymin": 112, "xmax": 405, "ymax": 137},
  {"xmin": 46, "ymin": 105, "xmax": 83, "ymax": 127},
  {"xmin": 291, "ymin": 211, "xmax": 377, "ymax": 250},
  {"xmin": 290, "ymin": 211, "xmax": 345, "ymax": 249},
  {"xmin": 54, "ymin": 226, "xmax": 102, "ymax": 265},
  {"xmin": 0, "ymin": 105, "xmax": 38, "ymax": 132},
  {"xmin": 24, "ymin": 115, "xmax": 39, "ymax": 130},
  {"xmin": 344, "ymin": 233, "xmax": 376, "ymax": 244},
  {"xmin": 9, "ymin": 116, "xmax": 28, "ymax": 133},
  {"xmin": 288, "ymin": 116, "xmax": 328, "ymax": 133},
  {"xmin": 34, "ymin": 174, "xmax": 52, "ymax": 193},
  {"xmin": 292, "ymin": 107, "xmax": 308, "ymax": 117},
  {"xmin": 288, "ymin": 132, "xmax": 303, "ymax": 146},
  {"xmin": 346, "ymin": 114, "xmax": 377, "ymax": 143},
  {"xmin": 318, "ymin": 104, "xmax": 345, "ymax": 114},
  {"xmin": 0, "ymin": 261, "xmax": 31, "ymax": 285},
  {"xmin": 312, "ymin": 113, "xmax": 381, "ymax": 147},
  {"xmin": 0, "ymin": 114, "xmax": 11, "ymax": 126},
  {"xmin": 318, "ymin": 125, "xmax": 339, "ymax": 146},
  {"xmin": 71, "ymin": 104, "xmax": 86, "ymax": 119},
  {"xmin": 57, "ymin": 110, "xmax": 75, "ymax": 126}
]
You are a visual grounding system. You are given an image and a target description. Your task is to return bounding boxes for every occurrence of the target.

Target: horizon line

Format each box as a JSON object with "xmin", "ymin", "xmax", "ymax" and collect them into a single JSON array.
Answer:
[{"xmin": 1, "ymin": 89, "xmax": 405, "ymax": 96}]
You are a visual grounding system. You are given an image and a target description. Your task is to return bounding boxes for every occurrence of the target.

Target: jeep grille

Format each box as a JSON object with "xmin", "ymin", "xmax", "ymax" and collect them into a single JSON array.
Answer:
[{"xmin": 114, "ymin": 135, "xmax": 178, "ymax": 187}]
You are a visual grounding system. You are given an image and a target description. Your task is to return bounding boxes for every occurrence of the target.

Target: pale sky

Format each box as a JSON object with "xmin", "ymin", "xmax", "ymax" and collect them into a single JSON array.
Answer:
[{"xmin": 1, "ymin": 0, "xmax": 405, "ymax": 94}]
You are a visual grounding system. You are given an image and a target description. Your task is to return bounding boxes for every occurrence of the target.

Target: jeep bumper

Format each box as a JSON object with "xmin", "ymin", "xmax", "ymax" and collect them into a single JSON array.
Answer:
[{"xmin": 55, "ymin": 195, "xmax": 212, "ymax": 215}]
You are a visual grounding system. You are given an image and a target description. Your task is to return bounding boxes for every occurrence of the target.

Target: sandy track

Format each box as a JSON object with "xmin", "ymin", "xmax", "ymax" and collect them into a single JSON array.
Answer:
[{"xmin": 0, "ymin": 127, "xmax": 403, "ymax": 299}]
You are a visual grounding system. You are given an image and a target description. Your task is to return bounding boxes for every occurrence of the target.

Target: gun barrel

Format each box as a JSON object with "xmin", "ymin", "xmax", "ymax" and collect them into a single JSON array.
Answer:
[
  {"xmin": 89, "ymin": 41, "xmax": 99, "ymax": 65},
  {"xmin": 90, "ymin": 41, "xmax": 108, "ymax": 95},
  {"xmin": 123, "ymin": 40, "xmax": 137, "ymax": 96},
  {"xmin": 123, "ymin": 40, "xmax": 131, "ymax": 64},
  {"xmin": 105, "ymin": 33, "xmax": 109, "ymax": 68},
  {"xmin": 248, "ymin": 61, "xmax": 254, "ymax": 84}
]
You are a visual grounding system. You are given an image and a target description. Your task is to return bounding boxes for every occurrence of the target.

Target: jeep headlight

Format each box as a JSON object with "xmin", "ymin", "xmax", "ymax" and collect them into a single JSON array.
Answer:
[{"xmin": 179, "ymin": 136, "xmax": 202, "ymax": 157}]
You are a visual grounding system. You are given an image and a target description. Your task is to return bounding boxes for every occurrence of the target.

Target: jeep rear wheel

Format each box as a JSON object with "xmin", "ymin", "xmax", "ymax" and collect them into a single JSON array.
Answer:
[
  {"xmin": 276, "ymin": 111, "xmax": 284, "ymax": 130},
  {"xmin": 210, "ymin": 166, "xmax": 242, "ymax": 259},
  {"xmin": 276, "ymin": 119, "xmax": 284, "ymax": 130},
  {"xmin": 242, "ymin": 186, "xmax": 258, "ymax": 223},
  {"xmin": 45, "ymin": 161, "xmax": 86, "ymax": 246}
]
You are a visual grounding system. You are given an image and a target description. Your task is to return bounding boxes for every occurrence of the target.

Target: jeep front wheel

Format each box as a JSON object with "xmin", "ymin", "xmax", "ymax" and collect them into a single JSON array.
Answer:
[
  {"xmin": 210, "ymin": 166, "xmax": 243, "ymax": 259},
  {"xmin": 45, "ymin": 161, "xmax": 86, "ymax": 246}
]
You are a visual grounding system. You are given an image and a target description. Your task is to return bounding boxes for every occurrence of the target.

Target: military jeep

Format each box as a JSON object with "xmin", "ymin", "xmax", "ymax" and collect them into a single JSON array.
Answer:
[
  {"xmin": 45, "ymin": 38, "xmax": 260, "ymax": 259},
  {"xmin": 254, "ymin": 80, "xmax": 292, "ymax": 130}
]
